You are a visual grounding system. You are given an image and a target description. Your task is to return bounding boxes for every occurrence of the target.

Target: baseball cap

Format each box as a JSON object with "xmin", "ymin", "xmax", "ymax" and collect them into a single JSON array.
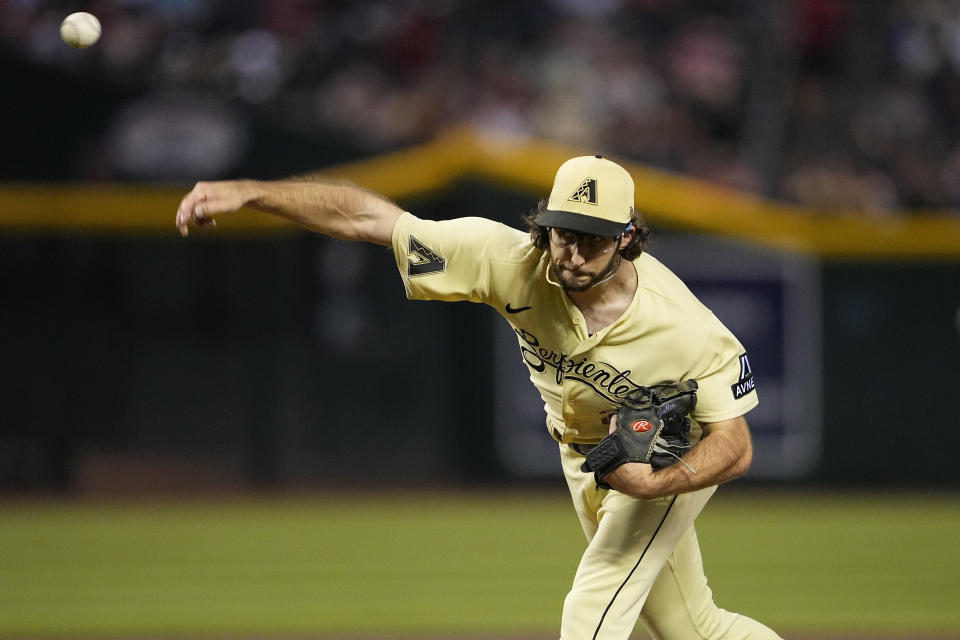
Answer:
[{"xmin": 537, "ymin": 155, "xmax": 635, "ymax": 237}]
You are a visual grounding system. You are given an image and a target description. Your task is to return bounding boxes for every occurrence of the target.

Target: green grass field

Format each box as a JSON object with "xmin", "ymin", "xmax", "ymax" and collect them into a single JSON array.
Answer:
[{"xmin": 0, "ymin": 488, "xmax": 957, "ymax": 638}]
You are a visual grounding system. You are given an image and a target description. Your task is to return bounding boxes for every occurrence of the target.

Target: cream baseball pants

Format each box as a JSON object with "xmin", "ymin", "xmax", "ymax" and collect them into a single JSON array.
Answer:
[{"xmin": 559, "ymin": 443, "xmax": 782, "ymax": 640}]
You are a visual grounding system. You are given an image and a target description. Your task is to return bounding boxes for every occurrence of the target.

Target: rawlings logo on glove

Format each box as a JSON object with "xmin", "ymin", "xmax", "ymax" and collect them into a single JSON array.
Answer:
[{"xmin": 581, "ymin": 380, "xmax": 699, "ymax": 490}]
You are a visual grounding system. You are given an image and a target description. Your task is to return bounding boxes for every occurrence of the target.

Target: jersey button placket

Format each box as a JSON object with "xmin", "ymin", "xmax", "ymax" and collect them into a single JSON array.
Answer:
[
  {"xmin": 561, "ymin": 377, "xmax": 577, "ymax": 429},
  {"xmin": 570, "ymin": 314, "xmax": 589, "ymax": 342},
  {"xmin": 561, "ymin": 343, "xmax": 590, "ymax": 430},
  {"xmin": 558, "ymin": 291, "xmax": 588, "ymax": 341}
]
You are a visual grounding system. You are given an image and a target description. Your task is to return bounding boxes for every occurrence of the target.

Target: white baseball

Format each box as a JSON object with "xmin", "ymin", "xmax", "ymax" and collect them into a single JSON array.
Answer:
[{"xmin": 60, "ymin": 12, "xmax": 101, "ymax": 49}]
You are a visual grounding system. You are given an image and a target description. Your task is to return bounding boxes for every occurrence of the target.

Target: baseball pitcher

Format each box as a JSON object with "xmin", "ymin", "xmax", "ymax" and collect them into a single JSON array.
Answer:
[{"xmin": 176, "ymin": 155, "xmax": 782, "ymax": 640}]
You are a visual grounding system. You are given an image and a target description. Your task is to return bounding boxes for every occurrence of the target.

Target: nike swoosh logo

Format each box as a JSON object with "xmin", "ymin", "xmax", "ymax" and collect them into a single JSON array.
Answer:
[{"xmin": 505, "ymin": 303, "xmax": 533, "ymax": 314}]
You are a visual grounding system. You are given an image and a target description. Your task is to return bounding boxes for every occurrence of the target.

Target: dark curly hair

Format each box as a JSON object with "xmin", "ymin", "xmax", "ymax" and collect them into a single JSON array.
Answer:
[{"xmin": 521, "ymin": 200, "xmax": 651, "ymax": 260}]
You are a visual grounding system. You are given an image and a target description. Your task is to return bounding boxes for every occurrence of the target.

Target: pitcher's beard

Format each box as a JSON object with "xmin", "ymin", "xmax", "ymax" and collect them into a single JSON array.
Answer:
[{"xmin": 549, "ymin": 251, "xmax": 622, "ymax": 292}]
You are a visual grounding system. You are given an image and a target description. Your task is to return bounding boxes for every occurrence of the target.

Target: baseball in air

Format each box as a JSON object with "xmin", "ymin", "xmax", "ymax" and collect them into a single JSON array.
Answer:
[{"xmin": 60, "ymin": 12, "xmax": 101, "ymax": 49}]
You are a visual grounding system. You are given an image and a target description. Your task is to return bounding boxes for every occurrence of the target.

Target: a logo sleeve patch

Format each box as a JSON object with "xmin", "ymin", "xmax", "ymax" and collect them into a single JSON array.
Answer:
[
  {"xmin": 406, "ymin": 235, "xmax": 446, "ymax": 276},
  {"xmin": 731, "ymin": 353, "xmax": 756, "ymax": 399}
]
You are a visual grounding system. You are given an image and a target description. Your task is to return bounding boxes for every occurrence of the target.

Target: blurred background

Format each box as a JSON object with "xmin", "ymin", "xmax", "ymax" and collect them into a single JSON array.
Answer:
[
  {"xmin": 1, "ymin": 1, "xmax": 959, "ymax": 638},
  {"xmin": 2, "ymin": 0, "xmax": 957, "ymax": 493},
  {"xmin": 8, "ymin": 0, "xmax": 960, "ymax": 206}
]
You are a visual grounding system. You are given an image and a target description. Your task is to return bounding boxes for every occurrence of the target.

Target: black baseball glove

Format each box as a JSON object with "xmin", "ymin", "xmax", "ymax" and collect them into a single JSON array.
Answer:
[{"xmin": 580, "ymin": 380, "xmax": 699, "ymax": 490}]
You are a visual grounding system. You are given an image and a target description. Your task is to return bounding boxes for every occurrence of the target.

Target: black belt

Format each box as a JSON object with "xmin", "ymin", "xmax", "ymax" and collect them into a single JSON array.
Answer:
[{"xmin": 570, "ymin": 443, "xmax": 599, "ymax": 456}]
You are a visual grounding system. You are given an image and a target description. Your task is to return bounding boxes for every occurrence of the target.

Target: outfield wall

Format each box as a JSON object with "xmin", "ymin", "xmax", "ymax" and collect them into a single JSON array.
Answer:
[
  {"xmin": 1, "ymin": 191, "xmax": 956, "ymax": 491},
  {"xmin": 1, "ymin": 133, "xmax": 958, "ymax": 491}
]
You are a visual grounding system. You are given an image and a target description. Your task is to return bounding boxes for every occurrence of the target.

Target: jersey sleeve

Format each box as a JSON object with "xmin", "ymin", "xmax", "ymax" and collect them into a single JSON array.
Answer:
[
  {"xmin": 390, "ymin": 211, "xmax": 528, "ymax": 304},
  {"xmin": 687, "ymin": 314, "xmax": 759, "ymax": 424}
]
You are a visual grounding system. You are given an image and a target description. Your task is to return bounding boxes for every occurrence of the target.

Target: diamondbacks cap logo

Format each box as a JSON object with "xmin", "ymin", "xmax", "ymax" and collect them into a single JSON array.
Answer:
[
  {"xmin": 631, "ymin": 419, "xmax": 653, "ymax": 433},
  {"xmin": 407, "ymin": 235, "xmax": 446, "ymax": 276},
  {"xmin": 568, "ymin": 177, "xmax": 598, "ymax": 205}
]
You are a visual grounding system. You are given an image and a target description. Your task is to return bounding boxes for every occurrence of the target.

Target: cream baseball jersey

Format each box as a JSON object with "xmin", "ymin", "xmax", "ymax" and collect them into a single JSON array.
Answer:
[{"xmin": 391, "ymin": 212, "xmax": 758, "ymax": 444}]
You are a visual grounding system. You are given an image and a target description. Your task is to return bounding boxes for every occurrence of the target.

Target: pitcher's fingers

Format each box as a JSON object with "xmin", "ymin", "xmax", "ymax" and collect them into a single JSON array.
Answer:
[
  {"xmin": 176, "ymin": 190, "xmax": 201, "ymax": 232},
  {"xmin": 176, "ymin": 209, "xmax": 189, "ymax": 237},
  {"xmin": 191, "ymin": 189, "xmax": 223, "ymax": 224},
  {"xmin": 182, "ymin": 183, "xmax": 209, "ymax": 216},
  {"xmin": 193, "ymin": 196, "xmax": 220, "ymax": 226}
]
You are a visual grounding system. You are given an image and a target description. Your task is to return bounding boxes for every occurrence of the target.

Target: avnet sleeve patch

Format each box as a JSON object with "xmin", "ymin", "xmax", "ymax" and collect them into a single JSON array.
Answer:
[{"xmin": 731, "ymin": 353, "xmax": 756, "ymax": 399}]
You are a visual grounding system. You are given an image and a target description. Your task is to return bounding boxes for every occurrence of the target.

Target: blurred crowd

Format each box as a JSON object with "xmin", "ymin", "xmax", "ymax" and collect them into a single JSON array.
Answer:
[{"xmin": 4, "ymin": 0, "xmax": 960, "ymax": 211}]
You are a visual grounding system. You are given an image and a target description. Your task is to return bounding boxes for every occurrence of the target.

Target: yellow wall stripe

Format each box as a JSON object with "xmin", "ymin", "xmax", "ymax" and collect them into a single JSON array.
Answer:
[{"xmin": 1, "ymin": 127, "xmax": 958, "ymax": 258}]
